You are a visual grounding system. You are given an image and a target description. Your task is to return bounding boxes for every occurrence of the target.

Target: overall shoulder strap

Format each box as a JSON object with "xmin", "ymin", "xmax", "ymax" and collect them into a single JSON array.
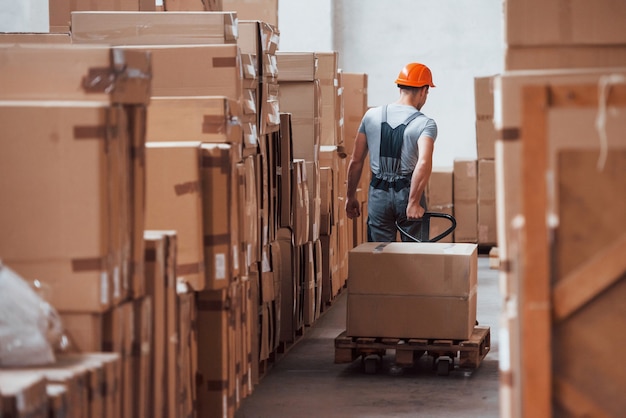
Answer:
[
  {"xmin": 403, "ymin": 110, "xmax": 421, "ymax": 125},
  {"xmin": 381, "ymin": 105, "xmax": 388, "ymax": 124}
]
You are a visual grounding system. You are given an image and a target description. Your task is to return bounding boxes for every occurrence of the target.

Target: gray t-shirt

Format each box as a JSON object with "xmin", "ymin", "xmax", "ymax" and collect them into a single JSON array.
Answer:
[{"xmin": 358, "ymin": 104, "xmax": 437, "ymax": 177}]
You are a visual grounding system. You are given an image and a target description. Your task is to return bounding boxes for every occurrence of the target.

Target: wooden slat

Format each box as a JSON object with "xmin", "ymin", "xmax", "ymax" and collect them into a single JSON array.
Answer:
[
  {"xmin": 554, "ymin": 377, "xmax": 612, "ymax": 418},
  {"xmin": 408, "ymin": 339, "xmax": 428, "ymax": 347},
  {"xmin": 520, "ymin": 85, "xmax": 552, "ymax": 418},
  {"xmin": 548, "ymin": 84, "xmax": 626, "ymax": 108},
  {"xmin": 553, "ymin": 232, "xmax": 626, "ymax": 322}
]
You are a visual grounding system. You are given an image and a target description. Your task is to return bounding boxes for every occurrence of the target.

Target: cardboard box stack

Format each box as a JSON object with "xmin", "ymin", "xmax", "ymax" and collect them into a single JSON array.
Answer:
[
  {"xmin": 341, "ymin": 73, "xmax": 369, "ymax": 247},
  {"xmin": 474, "ymin": 76, "xmax": 498, "ymax": 247},
  {"xmin": 498, "ymin": 1, "xmax": 626, "ymax": 417},
  {"xmin": 0, "ymin": 42, "xmax": 149, "ymax": 418},
  {"xmin": 2, "ymin": 4, "xmax": 365, "ymax": 417},
  {"xmin": 425, "ymin": 167, "xmax": 454, "ymax": 243}
]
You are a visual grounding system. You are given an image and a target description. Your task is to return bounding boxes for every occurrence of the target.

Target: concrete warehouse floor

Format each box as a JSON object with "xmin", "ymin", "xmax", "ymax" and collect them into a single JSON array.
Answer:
[{"xmin": 236, "ymin": 255, "xmax": 501, "ymax": 418}]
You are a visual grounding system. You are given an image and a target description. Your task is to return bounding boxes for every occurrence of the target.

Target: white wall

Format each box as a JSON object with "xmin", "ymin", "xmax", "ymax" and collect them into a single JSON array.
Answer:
[
  {"xmin": 280, "ymin": 0, "xmax": 505, "ymax": 168},
  {"xmin": 0, "ymin": 0, "xmax": 48, "ymax": 32}
]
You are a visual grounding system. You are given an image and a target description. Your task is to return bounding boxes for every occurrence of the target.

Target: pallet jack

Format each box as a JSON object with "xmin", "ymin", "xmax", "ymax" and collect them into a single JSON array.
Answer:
[{"xmin": 334, "ymin": 213, "xmax": 491, "ymax": 375}]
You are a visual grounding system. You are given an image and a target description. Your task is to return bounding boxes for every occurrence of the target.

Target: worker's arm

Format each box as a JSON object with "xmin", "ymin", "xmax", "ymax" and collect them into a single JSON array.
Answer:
[
  {"xmin": 406, "ymin": 136, "xmax": 434, "ymax": 219},
  {"xmin": 345, "ymin": 132, "xmax": 368, "ymax": 219}
]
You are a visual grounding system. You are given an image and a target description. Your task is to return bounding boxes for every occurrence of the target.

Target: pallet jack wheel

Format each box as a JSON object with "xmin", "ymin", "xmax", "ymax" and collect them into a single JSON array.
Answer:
[
  {"xmin": 436, "ymin": 357, "xmax": 452, "ymax": 376},
  {"xmin": 363, "ymin": 356, "xmax": 379, "ymax": 374}
]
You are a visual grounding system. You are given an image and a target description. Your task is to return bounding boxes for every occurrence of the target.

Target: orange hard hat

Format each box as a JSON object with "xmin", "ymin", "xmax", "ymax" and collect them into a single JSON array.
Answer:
[{"xmin": 395, "ymin": 63, "xmax": 435, "ymax": 88}]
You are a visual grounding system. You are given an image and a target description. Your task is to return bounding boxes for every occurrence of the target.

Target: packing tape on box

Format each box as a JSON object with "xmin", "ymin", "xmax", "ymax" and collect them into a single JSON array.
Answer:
[
  {"xmin": 176, "ymin": 262, "xmax": 203, "ymax": 276},
  {"xmin": 173, "ymin": 180, "xmax": 200, "ymax": 196},
  {"xmin": 71, "ymin": 257, "xmax": 106, "ymax": 272},
  {"xmin": 373, "ymin": 243, "xmax": 390, "ymax": 253},
  {"xmin": 204, "ymin": 234, "xmax": 230, "ymax": 247},
  {"xmin": 212, "ymin": 57, "xmax": 237, "ymax": 68}
]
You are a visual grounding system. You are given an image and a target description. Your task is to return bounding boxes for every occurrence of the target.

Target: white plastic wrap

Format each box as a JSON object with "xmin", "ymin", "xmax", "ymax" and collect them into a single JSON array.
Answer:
[{"xmin": 0, "ymin": 261, "xmax": 63, "ymax": 367}]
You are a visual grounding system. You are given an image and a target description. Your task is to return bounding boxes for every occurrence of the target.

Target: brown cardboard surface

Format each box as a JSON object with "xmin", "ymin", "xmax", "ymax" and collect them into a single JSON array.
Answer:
[
  {"xmin": 70, "ymin": 11, "xmax": 237, "ymax": 45},
  {"xmin": 195, "ymin": 288, "xmax": 232, "ymax": 418},
  {"xmin": 276, "ymin": 113, "xmax": 293, "ymax": 229},
  {"xmin": 474, "ymin": 75, "xmax": 496, "ymax": 160},
  {"xmin": 505, "ymin": 0, "xmax": 626, "ymax": 46},
  {"xmin": 0, "ymin": 44, "xmax": 151, "ymax": 104},
  {"xmin": 278, "ymin": 81, "xmax": 321, "ymax": 162},
  {"xmin": 50, "ymin": 0, "xmax": 139, "ymax": 32},
  {"xmin": 0, "ymin": 102, "xmax": 133, "ymax": 312},
  {"xmin": 276, "ymin": 52, "xmax": 316, "ymax": 81},
  {"xmin": 302, "ymin": 241, "xmax": 316, "ymax": 326},
  {"xmin": 342, "ymin": 73, "xmax": 368, "ymax": 155},
  {"xmin": 291, "ymin": 160, "xmax": 310, "ymax": 246},
  {"xmin": 348, "ymin": 242, "xmax": 477, "ymax": 297},
  {"xmin": 132, "ymin": 297, "xmax": 152, "ymax": 418},
  {"xmin": 145, "ymin": 142, "xmax": 205, "ymax": 290},
  {"xmin": 238, "ymin": 20, "xmax": 279, "ymax": 82},
  {"xmin": 478, "ymin": 159, "xmax": 497, "ymax": 246},
  {"xmin": 224, "ymin": 0, "xmax": 278, "ymax": 27},
  {"xmin": 316, "ymin": 51, "xmax": 339, "ymax": 146},
  {"xmin": 120, "ymin": 44, "xmax": 241, "ymax": 99},
  {"xmin": 79, "ymin": 353, "xmax": 121, "ymax": 418},
  {"xmin": 142, "ymin": 231, "xmax": 171, "ymax": 418},
  {"xmin": 505, "ymin": 45, "xmax": 626, "ymax": 71},
  {"xmin": 147, "ymin": 96, "xmax": 243, "ymax": 145},
  {"xmin": 201, "ymin": 143, "xmax": 239, "ymax": 288},
  {"xmin": 346, "ymin": 291, "xmax": 477, "ymax": 340},
  {"xmin": 426, "ymin": 166, "xmax": 454, "ymax": 243},
  {"xmin": 0, "ymin": 32, "xmax": 71, "ymax": 43},
  {"xmin": 276, "ymin": 232, "xmax": 296, "ymax": 343},
  {"xmin": 305, "ymin": 161, "xmax": 321, "ymax": 242},
  {"xmin": 453, "ymin": 159, "xmax": 478, "ymax": 243},
  {"xmin": 59, "ymin": 312, "xmax": 104, "ymax": 352}
]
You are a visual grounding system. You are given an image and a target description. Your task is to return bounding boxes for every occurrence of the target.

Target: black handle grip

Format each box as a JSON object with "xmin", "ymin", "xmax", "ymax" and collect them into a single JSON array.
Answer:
[{"xmin": 395, "ymin": 212, "xmax": 457, "ymax": 243}]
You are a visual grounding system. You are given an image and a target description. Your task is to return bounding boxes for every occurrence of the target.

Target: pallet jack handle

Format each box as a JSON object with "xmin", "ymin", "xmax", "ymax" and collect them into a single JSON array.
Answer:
[{"xmin": 395, "ymin": 212, "xmax": 457, "ymax": 243}]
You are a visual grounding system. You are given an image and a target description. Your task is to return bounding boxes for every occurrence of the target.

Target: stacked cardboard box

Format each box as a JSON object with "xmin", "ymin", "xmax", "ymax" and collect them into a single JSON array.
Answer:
[
  {"xmin": 425, "ymin": 167, "xmax": 454, "ymax": 243},
  {"xmin": 341, "ymin": 73, "xmax": 369, "ymax": 247},
  {"xmin": 474, "ymin": 76, "xmax": 497, "ymax": 246}
]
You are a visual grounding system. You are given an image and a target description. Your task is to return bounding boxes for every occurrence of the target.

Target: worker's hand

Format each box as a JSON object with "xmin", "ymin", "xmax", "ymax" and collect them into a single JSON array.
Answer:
[
  {"xmin": 345, "ymin": 196, "xmax": 361, "ymax": 219},
  {"xmin": 406, "ymin": 202, "xmax": 425, "ymax": 220}
]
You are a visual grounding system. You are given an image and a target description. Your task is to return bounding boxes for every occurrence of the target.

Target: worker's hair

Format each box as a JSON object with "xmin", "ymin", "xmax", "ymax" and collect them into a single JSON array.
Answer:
[{"xmin": 397, "ymin": 84, "xmax": 428, "ymax": 93}]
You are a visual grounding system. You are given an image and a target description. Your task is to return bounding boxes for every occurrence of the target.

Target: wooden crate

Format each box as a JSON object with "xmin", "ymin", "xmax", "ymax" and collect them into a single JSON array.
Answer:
[{"xmin": 514, "ymin": 82, "xmax": 626, "ymax": 417}]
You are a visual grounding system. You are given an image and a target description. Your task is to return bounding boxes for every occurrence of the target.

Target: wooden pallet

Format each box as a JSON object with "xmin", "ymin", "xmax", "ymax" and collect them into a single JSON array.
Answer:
[{"xmin": 334, "ymin": 325, "xmax": 491, "ymax": 375}]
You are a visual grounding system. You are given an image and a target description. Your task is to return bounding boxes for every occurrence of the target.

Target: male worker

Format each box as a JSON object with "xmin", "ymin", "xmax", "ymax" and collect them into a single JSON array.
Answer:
[{"xmin": 345, "ymin": 62, "xmax": 437, "ymax": 242}]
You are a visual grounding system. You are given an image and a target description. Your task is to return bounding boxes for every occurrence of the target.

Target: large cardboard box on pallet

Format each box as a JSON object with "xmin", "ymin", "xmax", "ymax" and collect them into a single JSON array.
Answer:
[{"xmin": 347, "ymin": 242, "xmax": 478, "ymax": 340}]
